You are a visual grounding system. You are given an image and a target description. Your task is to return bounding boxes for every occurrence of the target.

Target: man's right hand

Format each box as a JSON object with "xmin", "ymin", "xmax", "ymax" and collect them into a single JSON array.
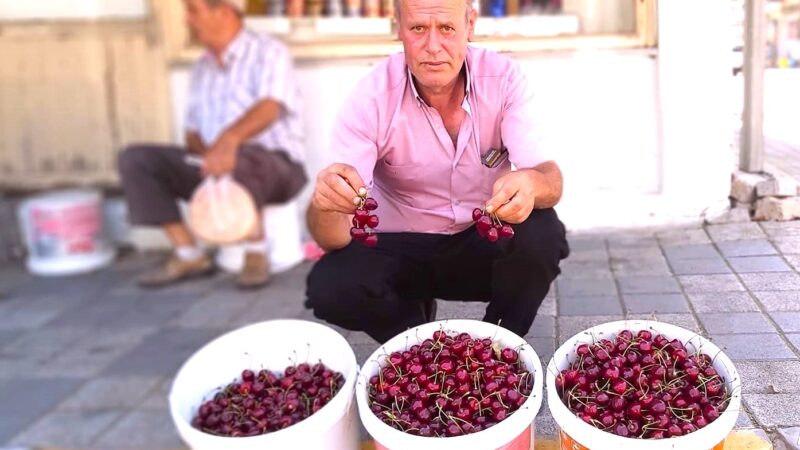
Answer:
[{"xmin": 311, "ymin": 163, "xmax": 367, "ymax": 215}]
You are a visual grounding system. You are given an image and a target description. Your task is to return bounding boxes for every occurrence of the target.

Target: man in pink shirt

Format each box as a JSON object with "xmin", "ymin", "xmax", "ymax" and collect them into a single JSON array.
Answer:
[{"xmin": 305, "ymin": 0, "xmax": 569, "ymax": 342}]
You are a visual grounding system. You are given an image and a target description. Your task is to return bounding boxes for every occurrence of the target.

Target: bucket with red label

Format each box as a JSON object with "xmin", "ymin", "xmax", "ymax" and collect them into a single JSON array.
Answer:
[{"xmin": 18, "ymin": 189, "xmax": 115, "ymax": 276}]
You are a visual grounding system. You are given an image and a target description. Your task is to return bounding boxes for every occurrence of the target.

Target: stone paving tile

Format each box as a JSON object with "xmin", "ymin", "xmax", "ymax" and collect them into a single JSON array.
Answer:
[
  {"xmin": 138, "ymin": 377, "xmax": 174, "ymax": 411},
  {"xmin": 698, "ymin": 312, "xmax": 777, "ymax": 334},
  {"xmin": 777, "ymin": 427, "xmax": 800, "ymax": 450},
  {"xmin": 709, "ymin": 334, "xmax": 796, "ymax": 360},
  {"xmin": 608, "ymin": 246, "xmax": 664, "ymax": 260},
  {"xmin": 557, "ymin": 315, "xmax": 622, "ymax": 343},
  {"xmin": 32, "ymin": 326, "xmax": 159, "ymax": 379},
  {"xmin": 729, "ymin": 256, "xmax": 793, "ymax": 273},
  {"xmin": 760, "ymin": 221, "xmax": 800, "ymax": 238},
  {"xmin": 678, "ymin": 274, "xmax": 746, "ymax": 292},
  {"xmin": 47, "ymin": 293, "xmax": 201, "ymax": 332},
  {"xmin": 663, "ymin": 244, "xmax": 720, "ymax": 260},
  {"xmin": 656, "ymin": 228, "xmax": 711, "ymax": 246},
  {"xmin": 0, "ymin": 295, "xmax": 89, "ymax": 331},
  {"xmin": 745, "ymin": 393, "xmax": 800, "ymax": 427},
  {"xmin": 93, "ymin": 410, "xmax": 184, "ymax": 450},
  {"xmin": 753, "ymin": 291, "xmax": 800, "ymax": 312},
  {"xmin": 352, "ymin": 342, "xmax": 379, "ymax": 366},
  {"xmin": 528, "ymin": 315, "xmax": 555, "ymax": 338},
  {"xmin": 736, "ymin": 409, "xmax": 754, "ymax": 428},
  {"xmin": 535, "ymin": 408, "xmax": 557, "ymax": 437},
  {"xmin": 565, "ymin": 236, "xmax": 606, "ymax": 251},
  {"xmin": 57, "ymin": 376, "xmax": 162, "ymax": 411},
  {"xmin": 736, "ymin": 361, "xmax": 800, "ymax": 394},
  {"xmin": 707, "ymin": 223, "xmax": 768, "ymax": 242},
  {"xmin": 0, "ymin": 378, "xmax": 83, "ymax": 443},
  {"xmin": 559, "ymin": 259, "xmax": 613, "ymax": 279},
  {"xmin": 556, "ymin": 277, "xmax": 617, "ymax": 297},
  {"xmin": 617, "ymin": 275, "xmax": 681, "ymax": 294},
  {"xmin": 774, "ymin": 238, "xmax": 800, "ymax": 255},
  {"xmin": 7, "ymin": 410, "xmax": 123, "ymax": 449},
  {"xmin": 624, "ymin": 313, "xmax": 702, "ymax": 333},
  {"xmin": 436, "ymin": 300, "xmax": 489, "ymax": 321},
  {"xmin": 622, "ymin": 293, "xmax": 690, "ymax": 314},
  {"xmin": 770, "ymin": 312, "xmax": 800, "ymax": 333},
  {"xmin": 668, "ymin": 257, "xmax": 732, "ymax": 275},
  {"xmin": 787, "ymin": 255, "xmax": 800, "ymax": 272},
  {"xmin": 564, "ymin": 248, "xmax": 608, "ymax": 262},
  {"xmin": 687, "ymin": 292, "xmax": 760, "ymax": 313},
  {"xmin": 610, "ymin": 258, "xmax": 672, "ymax": 276},
  {"xmin": 558, "ymin": 295, "xmax": 623, "ymax": 316},
  {"xmin": 103, "ymin": 328, "xmax": 224, "ymax": 377},
  {"xmin": 789, "ymin": 334, "xmax": 800, "ymax": 351},
  {"xmin": 0, "ymin": 326, "xmax": 91, "ymax": 359},
  {"xmin": 606, "ymin": 234, "xmax": 659, "ymax": 249},
  {"xmin": 168, "ymin": 291, "xmax": 258, "ymax": 329},
  {"xmin": 718, "ymin": 239, "xmax": 779, "ymax": 257},
  {"xmin": 539, "ymin": 295, "xmax": 557, "ymax": 317},
  {"xmin": 741, "ymin": 272, "xmax": 800, "ymax": 291},
  {"xmin": 524, "ymin": 336, "xmax": 555, "ymax": 363}
]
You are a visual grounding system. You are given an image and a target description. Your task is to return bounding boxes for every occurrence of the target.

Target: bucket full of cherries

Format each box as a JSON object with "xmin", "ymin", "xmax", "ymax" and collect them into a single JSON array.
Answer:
[
  {"xmin": 546, "ymin": 320, "xmax": 741, "ymax": 450},
  {"xmin": 169, "ymin": 320, "xmax": 360, "ymax": 450},
  {"xmin": 355, "ymin": 319, "xmax": 544, "ymax": 450}
]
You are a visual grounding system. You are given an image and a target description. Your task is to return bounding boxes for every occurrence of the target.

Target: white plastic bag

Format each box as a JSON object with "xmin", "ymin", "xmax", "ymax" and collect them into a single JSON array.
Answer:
[{"xmin": 188, "ymin": 175, "xmax": 257, "ymax": 245}]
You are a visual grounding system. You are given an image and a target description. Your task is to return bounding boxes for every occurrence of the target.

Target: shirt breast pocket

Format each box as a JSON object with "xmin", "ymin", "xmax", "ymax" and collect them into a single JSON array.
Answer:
[{"xmin": 377, "ymin": 160, "xmax": 428, "ymax": 205}]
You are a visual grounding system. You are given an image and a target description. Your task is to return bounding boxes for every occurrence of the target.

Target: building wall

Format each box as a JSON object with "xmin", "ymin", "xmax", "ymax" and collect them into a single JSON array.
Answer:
[{"xmin": 0, "ymin": 20, "xmax": 171, "ymax": 190}]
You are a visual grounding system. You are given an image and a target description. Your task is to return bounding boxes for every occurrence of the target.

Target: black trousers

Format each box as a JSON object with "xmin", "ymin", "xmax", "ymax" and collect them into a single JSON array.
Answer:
[
  {"xmin": 305, "ymin": 208, "xmax": 570, "ymax": 343},
  {"xmin": 117, "ymin": 143, "xmax": 307, "ymax": 226}
]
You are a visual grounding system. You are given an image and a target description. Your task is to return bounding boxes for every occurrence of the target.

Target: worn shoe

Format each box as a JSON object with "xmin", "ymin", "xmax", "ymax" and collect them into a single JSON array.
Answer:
[
  {"xmin": 421, "ymin": 298, "xmax": 438, "ymax": 322},
  {"xmin": 237, "ymin": 251, "xmax": 271, "ymax": 289},
  {"xmin": 138, "ymin": 254, "xmax": 214, "ymax": 288}
]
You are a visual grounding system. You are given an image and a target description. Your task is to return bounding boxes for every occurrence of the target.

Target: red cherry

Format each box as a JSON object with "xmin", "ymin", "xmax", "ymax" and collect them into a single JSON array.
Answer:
[
  {"xmin": 350, "ymin": 227, "xmax": 367, "ymax": 241},
  {"xmin": 472, "ymin": 208, "xmax": 484, "ymax": 221},
  {"xmin": 366, "ymin": 215, "xmax": 379, "ymax": 228},
  {"xmin": 499, "ymin": 224, "xmax": 514, "ymax": 239},
  {"xmin": 364, "ymin": 234, "xmax": 378, "ymax": 247},
  {"xmin": 364, "ymin": 197, "xmax": 378, "ymax": 211}
]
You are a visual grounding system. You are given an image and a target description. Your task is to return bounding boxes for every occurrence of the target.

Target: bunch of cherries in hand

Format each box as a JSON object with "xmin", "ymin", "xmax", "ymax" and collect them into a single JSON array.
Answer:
[
  {"xmin": 473, "ymin": 208, "xmax": 514, "ymax": 243},
  {"xmin": 351, "ymin": 187, "xmax": 379, "ymax": 247}
]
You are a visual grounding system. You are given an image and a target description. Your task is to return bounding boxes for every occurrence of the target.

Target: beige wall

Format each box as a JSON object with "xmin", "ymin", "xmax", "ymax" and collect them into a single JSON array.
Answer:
[{"xmin": 0, "ymin": 19, "xmax": 171, "ymax": 190}]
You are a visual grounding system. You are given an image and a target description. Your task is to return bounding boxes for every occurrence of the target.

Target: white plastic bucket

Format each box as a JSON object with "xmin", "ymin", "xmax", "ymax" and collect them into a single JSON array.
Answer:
[
  {"xmin": 356, "ymin": 319, "xmax": 544, "ymax": 450},
  {"xmin": 169, "ymin": 320, "xmax": 360, "ymax": 450},
  {"xmin": 546, "ymin": 320, "xmax": 742, "ymax": 450},
  {"xmin": 17, "ymin": 189, "xmax": 115, "ymax": 276},
  {"xmin": 215, "ymin": 200, "xmax": 305, "ymax": 274}
]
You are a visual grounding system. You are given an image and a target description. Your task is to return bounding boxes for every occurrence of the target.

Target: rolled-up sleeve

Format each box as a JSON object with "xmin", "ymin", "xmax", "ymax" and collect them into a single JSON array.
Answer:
[
  {"xmin": 500, "ymin": 61, "xmax": 555, "ymax": 169},
  {"xmin": 328, "ymin": 95, "xmax": 378, "ymax": 188},
  {"xmin": 256, "ymin": 43, "xmax": 299, "ymax": 116}
]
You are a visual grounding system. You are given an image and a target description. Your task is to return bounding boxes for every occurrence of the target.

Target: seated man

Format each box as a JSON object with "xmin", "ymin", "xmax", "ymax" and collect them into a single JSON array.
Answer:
[
  {"xmin": 304, "ymin": 0, "xmax": 569, "ymax": 342},
  {"xmin": 118, "ymin": 0, "xmax": 306, "ymax": 289}
]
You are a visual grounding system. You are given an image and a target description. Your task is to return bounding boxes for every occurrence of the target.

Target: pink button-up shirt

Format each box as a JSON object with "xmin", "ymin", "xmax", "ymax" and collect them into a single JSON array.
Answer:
[{"xmin": 330, "ymin": 46, "xmax": 553, "ymax": 234}]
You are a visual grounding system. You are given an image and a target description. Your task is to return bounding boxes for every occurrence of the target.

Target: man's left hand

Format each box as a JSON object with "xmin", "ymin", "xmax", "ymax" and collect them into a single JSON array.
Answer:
[
  {"xmin": 202, "ymin": 132, "xmax": 240, "ymax": 177},
  {"xmin": 485, "ymin": 170, "xmax": 536, "ymax": 224}
]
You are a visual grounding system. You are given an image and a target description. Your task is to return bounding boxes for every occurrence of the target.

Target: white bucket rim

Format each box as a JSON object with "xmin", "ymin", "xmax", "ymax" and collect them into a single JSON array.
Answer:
[
  {"xmin": 355, "ymin": 319, "xmax": 543, "ymax": 450},
  {"xmin": 546, "ymin": 319, "xmax": 743, "ymax": 450},
  {"xmin": 168, "ymin": 319, "xmax": 358, "ymax": 446}
]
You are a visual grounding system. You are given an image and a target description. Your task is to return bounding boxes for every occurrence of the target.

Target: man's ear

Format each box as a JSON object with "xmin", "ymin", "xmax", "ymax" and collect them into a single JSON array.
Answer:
[{"xmin": 467, "ymin": 7, "xmax": 477, "ymax": 42}]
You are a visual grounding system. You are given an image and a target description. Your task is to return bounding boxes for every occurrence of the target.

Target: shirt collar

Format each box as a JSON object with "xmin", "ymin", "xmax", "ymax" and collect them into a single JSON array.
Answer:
[
  {"xmin": 203, "ymin": 27, "xmax": 249, "ymax": 69},
  {"xmin": 407, "ymin": 53, "xmax": 472, "ymax": 107}
]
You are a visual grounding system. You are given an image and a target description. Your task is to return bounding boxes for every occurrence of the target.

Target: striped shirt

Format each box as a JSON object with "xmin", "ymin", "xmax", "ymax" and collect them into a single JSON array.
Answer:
[{"xmin": 186, "ymin": 28, "xmax": 304, "ymax": 163}]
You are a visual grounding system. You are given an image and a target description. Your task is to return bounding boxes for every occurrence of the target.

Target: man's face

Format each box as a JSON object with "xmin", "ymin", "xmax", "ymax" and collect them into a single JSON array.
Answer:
[
  {"xmin": 184, "ymin": 0, "xmax": 227, "ymax": 46},
  {"xmin": 398, "ymin": 0, "xmax": 476, "ymax": 91}
]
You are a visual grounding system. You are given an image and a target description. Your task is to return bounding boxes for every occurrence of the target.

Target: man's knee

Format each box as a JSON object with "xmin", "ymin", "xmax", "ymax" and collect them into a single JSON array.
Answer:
[
  {"xmin": 117, "ymin": 144, "xmax": 155, "ymax": 178},
  {"xmin": 306, "ymin": 258, "xmax": 364, "ymax": 322},
  {"xmin": 513, "ymin": 208, "xmax": 570, "ymax": 268}
]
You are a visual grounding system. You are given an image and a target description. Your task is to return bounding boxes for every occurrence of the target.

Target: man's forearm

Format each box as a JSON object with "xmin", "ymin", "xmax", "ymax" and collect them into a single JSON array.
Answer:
[
  {"xmin": 186, "ymin": 131, "xmax": 206, "ymax": 155},
  {"xmin": 224, "ymin": 99, "xmax": 282, "ymax": 143},
  {"xmin": 524, "ymin": 161, "xmax": 563, "ymax": 209},
  {"xmin": 307, "ymin": 204, "xmax": 353, "ymax": 251}
]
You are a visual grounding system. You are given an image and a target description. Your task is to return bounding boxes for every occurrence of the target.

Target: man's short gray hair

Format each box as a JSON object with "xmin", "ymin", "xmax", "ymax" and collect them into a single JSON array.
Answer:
[{"xmin": 393, "ymin": 0, "xmax": 474, "ymax": 21}]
